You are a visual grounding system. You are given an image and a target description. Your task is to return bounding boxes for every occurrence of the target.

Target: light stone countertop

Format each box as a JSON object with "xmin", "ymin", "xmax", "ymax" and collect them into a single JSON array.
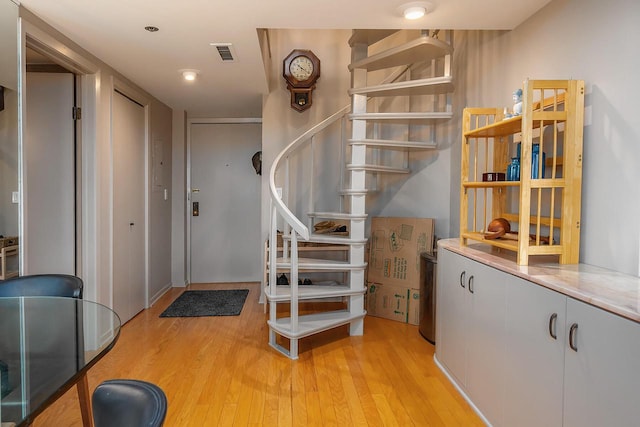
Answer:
[{"xmin": 439, "ymin": 238, "xmax": 640, "ymax": 323}]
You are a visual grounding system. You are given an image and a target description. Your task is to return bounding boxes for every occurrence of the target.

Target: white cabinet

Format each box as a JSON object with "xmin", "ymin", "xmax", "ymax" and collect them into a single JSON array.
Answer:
[
  {"xmin": 437, "ymin": 247, "xmax": 640, "ymax": 427},
  {"xmin": 563, "ymin": 298, "xmax": 640, "ymax": 427},
  {"xmin": 437, "ymin": 249, "xmax": 506, "ymax": 426},
  {"xmin": 437, "ymin": 248, "xmax": 467, "ymax": 384},
  {"xmin": 503, "ymin": 276, "xmax": 566, "ymax": 427},
  {"xmin": 465, "ymin": 258, "xmax": 506, "ymax": 426}
]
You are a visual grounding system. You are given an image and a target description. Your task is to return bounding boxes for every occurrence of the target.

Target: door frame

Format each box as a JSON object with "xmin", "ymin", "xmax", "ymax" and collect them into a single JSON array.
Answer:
[
  {"xmin": 19, "ymin": 18, "xmax": 100, "ymax": 299},
  {"xmin": 185, "ymin": 117, "xmax": 261, "ymax": 284},
  {"xmin": 110, "ymin": 77, "xmax": 150, "ymax": 310}
]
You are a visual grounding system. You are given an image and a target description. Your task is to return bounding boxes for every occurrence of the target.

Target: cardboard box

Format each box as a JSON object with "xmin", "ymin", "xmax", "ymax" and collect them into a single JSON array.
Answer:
[
  {"xmin": 366, "ymin": 282, "xmax": 420, "ymax": 325},
  {"xmin": 368, "ymin": 217, "xmax": 434, "ymax": 288}
]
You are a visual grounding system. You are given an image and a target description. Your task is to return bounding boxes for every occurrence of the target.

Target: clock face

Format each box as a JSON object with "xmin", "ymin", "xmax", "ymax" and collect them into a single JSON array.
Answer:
[{"xmin": 289, "ymin": 56, "xmax": 314, "ymax": 81}]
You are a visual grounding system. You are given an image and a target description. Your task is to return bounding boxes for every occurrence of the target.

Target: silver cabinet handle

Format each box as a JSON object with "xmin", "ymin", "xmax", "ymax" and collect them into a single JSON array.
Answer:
[
  {"xmin": 468, "ymin": 275, "xmax": 474, "ymax": 293},
  {"xmin": 569, "ymin": 323, "xmax": 579, "ymax": 351},
  {"xmin": 549, "ymin": 313, "xmax": 558, "ymax": 340},
  {"xmin": 460, "ymin": 271, "xmax": 466, "ymax": 288}
]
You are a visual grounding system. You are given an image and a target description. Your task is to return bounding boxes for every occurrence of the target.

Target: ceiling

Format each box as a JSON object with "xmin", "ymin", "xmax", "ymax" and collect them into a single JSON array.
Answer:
[{"xmin": 18, "ymin": 0, "xmax": 552, "ymax": 118}]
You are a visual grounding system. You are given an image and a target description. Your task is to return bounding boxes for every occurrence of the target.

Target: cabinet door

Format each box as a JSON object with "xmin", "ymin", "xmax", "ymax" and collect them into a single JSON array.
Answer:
[
  {"xmin": 436, "ymin": 248, "xmax": 469, "ymax": 385},
  {"xmin": 436, "ymin": 249, "xmax": 507, "ymax": 426},
  {"xmin": 503, "ymin": 277, "xmax": 566, "ymax": 427},
  {"xmin": 563, "ymin": 298, "xmax": 640, "ymax": 427},
  {"xmin": 465, "ymin": 258, "xmax": 507, "ymax": 427}
]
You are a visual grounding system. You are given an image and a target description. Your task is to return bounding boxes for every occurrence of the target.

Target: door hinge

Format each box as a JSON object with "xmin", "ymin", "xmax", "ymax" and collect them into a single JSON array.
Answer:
[{"xmin": 72, "ymin": 106, "xmax": 82, "ymax": 120}]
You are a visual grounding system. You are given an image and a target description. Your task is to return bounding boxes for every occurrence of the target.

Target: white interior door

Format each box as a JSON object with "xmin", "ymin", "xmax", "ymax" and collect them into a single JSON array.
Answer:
[
  {"xmin": 112, "ymin": 90, "xmax": 146, "ymax": 324},
  {"xmin": 24, "ymin": 72, "xmax": 75, "ymax": 274},
  {"xmin": 189, "ymin": 122, "xmax": 261, "ymax": 283}
]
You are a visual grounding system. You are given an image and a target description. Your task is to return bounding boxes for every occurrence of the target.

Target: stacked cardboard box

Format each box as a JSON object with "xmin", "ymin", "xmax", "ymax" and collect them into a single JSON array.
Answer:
[
  {"xmin": 366, "ymin": 217, "xmax": 434, "ymax": 325},
  {"xmin": 366, "ymin": 282, "xmax": 421, "ymax": 325}
]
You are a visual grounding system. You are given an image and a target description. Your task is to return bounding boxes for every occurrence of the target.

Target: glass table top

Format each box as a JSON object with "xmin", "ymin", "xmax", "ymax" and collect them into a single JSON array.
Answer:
[{"xmin": 0, "ymin": 297, "xmax": 121, "ymax": 426}]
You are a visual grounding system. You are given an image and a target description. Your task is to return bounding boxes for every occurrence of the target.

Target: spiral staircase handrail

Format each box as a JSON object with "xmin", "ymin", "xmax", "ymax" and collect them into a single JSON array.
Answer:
[{"xmin": 268, "ymin": 104, "xmax": 351, "ymax": 240}]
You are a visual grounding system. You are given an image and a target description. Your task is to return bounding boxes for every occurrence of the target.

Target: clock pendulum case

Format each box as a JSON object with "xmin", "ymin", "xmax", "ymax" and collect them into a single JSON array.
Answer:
[{"xmin": 282, "ymin": 49, "xmax": 320, "ymax": 112}]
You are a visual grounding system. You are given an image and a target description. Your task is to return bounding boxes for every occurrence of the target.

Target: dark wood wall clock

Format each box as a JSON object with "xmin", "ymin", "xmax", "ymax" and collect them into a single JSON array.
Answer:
[{"xmin": 283, "ymin": 49, "xmax": 320, "ymax": 112}]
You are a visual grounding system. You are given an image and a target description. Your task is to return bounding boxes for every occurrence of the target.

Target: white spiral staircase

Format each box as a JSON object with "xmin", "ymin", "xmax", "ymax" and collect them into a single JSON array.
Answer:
[{"xmin": 267, "ymin": 29, "xmax": 454, "ymax": 359}]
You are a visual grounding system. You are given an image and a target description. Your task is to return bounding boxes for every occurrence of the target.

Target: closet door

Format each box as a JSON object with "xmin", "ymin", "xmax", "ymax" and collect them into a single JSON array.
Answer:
[{"xmin": 112, "ymin": 91, "xmax": 146, "ymax": 324}]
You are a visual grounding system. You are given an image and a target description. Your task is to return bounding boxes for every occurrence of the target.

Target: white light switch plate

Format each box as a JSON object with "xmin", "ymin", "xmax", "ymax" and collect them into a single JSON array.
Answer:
[{"xmin": 11, "ymin": 191, "xmax": 19, "ymax": 204}]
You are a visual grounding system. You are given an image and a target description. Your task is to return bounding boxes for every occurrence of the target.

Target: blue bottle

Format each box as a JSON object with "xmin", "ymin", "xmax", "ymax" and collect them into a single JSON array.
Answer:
[
  {"xmin": 531, "ymin": 144, "xmax": 546, "ymax": 179},
  {"xmin": 506, "ymin": 157, "xmax": 520, "ymax": 181}
]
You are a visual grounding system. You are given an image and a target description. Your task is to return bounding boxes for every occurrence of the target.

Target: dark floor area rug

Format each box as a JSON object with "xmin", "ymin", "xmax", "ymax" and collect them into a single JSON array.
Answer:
[{"xmin": 160, "ymin": 289, "xmax": 249, "ymax": 317}]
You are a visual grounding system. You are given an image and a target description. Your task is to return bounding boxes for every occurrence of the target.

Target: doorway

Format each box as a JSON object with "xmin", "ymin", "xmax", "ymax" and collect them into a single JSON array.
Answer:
[
  {"xmin": 23, "ymin": 59, "xmax": 76, "ymax": 274},
  {"xmin": 112, "ymin": 90, "xmax": 146, "ymax": 324},
  {"xmin": 189, "ymin": 121, "xmax": 262, "ymax": 283}
]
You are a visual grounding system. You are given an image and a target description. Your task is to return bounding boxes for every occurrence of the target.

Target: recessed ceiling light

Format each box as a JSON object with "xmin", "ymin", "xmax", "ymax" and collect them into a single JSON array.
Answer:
[
  {"xmin": 180, "ymin": 69, "xmax": 199, "ymax": 81},
  {"xmin": 144, "ymin": 26, "xmax": 159, "ymax": 32},
  {"xmin": 403, "ymin": 6, "xmax": 426, "ymax": 19},
  {"xmin": 397, "ymin": 2, "xmax": 433, "ymax": 20}
]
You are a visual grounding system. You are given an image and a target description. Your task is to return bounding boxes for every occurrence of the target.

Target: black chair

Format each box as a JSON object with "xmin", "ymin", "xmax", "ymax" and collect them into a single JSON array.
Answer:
[
  {"xmin": 0, "ymin": 274, "xmax": 83, "ymax": 299},
  {"xmin": 92, "ymin": 379, "xmax": 168, "ymax": 427}
]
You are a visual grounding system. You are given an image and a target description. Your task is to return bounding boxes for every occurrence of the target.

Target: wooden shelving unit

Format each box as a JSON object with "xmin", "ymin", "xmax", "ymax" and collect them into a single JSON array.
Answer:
[{"xmin": 460, "ymin": 80, "xmax": 585, "ymax": 265}]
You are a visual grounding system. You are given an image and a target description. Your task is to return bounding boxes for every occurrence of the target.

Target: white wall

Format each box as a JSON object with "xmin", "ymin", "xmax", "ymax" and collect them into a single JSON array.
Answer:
[
  {"xmin": 449, "ymin": 0, "xmax": 640, "ymax": 275},
  {"xmin": 148, "ymin": 98, "xmax": 174, "ymax": 301},
  {"xmin": 171, "ymin": 110, "xmax": 187, "ymax": 287}
]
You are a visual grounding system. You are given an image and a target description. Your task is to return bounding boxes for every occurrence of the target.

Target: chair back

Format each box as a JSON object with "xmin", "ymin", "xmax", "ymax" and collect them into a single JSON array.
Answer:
[
  {"xmin": 92, "ymin": 379, "xmax": 167, "ymax": 427},
  {"xmin": 0, "ymin": 274, "xmax": 83, "ymax": 299}
]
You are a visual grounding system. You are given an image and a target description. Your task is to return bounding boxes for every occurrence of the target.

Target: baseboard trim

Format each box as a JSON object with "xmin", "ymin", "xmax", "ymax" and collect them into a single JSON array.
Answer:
[
  {"xmin": 433, "ymin": 353, "xmax": 492, "ymax": 426},
  {"xmin": 149, "ymin": 283, "xmax": 173, "ymax": 306}
]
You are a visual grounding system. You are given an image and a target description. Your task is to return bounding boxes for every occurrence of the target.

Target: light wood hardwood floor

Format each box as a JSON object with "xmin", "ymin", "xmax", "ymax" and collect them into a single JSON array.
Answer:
[{"xmin": 33, "ymin": 282, "xmax": 482, "ymax": 426}]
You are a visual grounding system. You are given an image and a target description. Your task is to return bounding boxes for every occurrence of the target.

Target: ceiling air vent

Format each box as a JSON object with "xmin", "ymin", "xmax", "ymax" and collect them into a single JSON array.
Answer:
[{"xmin": 210, "ymin": 43, "xmax": 237, "ymax": 62}]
